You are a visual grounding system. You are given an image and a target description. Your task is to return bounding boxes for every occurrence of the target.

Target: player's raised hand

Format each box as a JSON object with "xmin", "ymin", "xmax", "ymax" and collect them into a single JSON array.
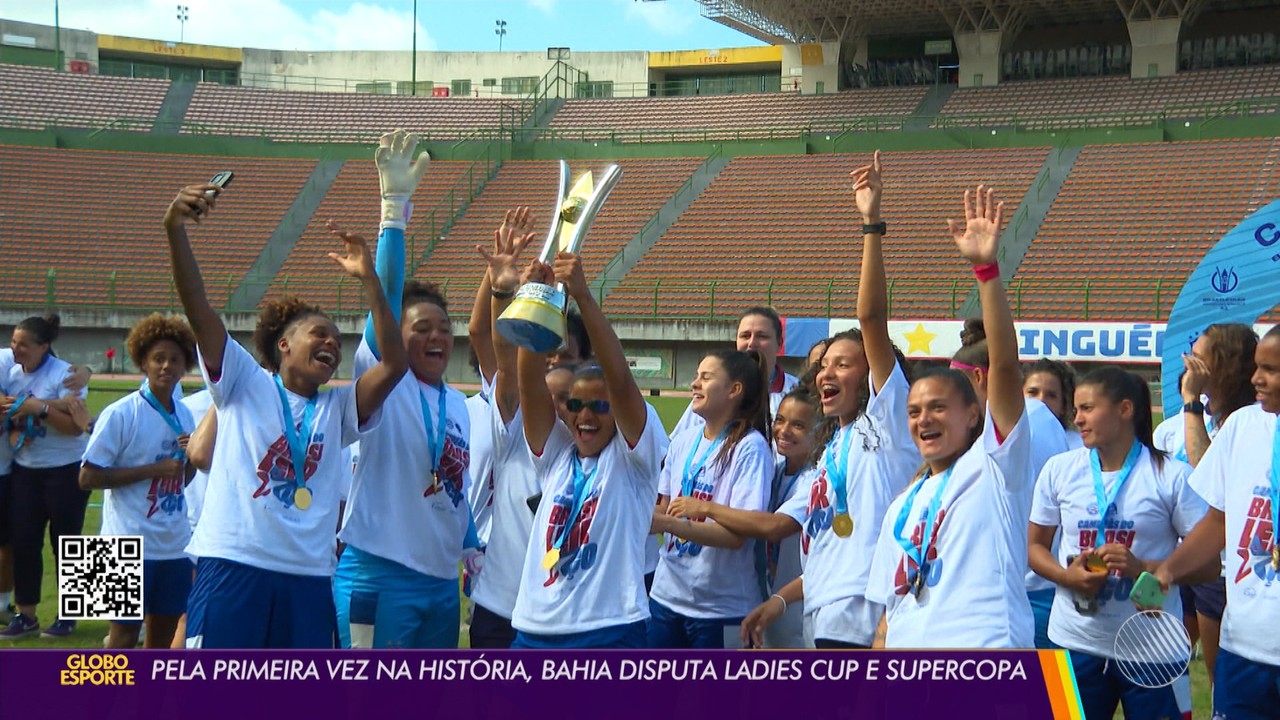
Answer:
[{"xmin": 946, "ymin": 185, "xmax": 1004, "ymax": 266}]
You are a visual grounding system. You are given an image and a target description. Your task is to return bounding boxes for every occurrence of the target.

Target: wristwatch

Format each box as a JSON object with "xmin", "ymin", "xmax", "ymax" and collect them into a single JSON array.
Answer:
[
  {"xmin": 861, "ymin": 221, "xmax": 887, "ymax": 236},
  {"xmin": 1183, "ymin": 399, "xmax": 1205, "ymax": 415}
]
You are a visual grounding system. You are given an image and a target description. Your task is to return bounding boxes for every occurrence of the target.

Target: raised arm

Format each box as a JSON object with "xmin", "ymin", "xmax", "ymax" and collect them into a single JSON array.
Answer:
[
  {"xmin": 852, "ymin": 150, "xmax": 897, "ymax": 392},
  {"xmin": 163, "ymin": 185, "xmax": 228, "ymax": 375},
  {"xmin": 364, "ymin": 129, "xmax": 429, "ymax": 358},
  {"xmin": 517, "ymin": 261, "xmax": 559, "ymax": 455},
  {"xmin": 329, "ymin": 224, "xmax": 407, "ymax": 425},
  {"xmin": 552, "ymin": 251, "xmax": 647, "ymax": 447},
  {"xmin": 948, "ymin": 186, "xmax": 1023, "ymax": 438},
  {"xmin": 478, "ymin": 208, "xmax": 536, "ymax": 424},
  {"xmin": 1179, "ymin": 356, "xmax": 1211, "ymax": 466},
  {"xmin": 186, "ymin": 404, "xmax": 217, "ymax": 474}
]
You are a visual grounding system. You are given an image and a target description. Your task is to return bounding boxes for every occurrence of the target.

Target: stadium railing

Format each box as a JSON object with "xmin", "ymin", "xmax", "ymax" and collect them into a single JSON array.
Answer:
[{"xmin": 7, "ymin": 270, "xmax": 1179, "ymax": 322}]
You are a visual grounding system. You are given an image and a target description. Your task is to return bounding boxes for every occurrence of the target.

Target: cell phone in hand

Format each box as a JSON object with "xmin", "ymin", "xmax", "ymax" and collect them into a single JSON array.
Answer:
[
  {"xmin": 196, "ymin": 172, "xmax": 234, "ymax": 215},
  {"xmin": 1130, "ymin": 572, "xmax": 1167, "ymax": 609}
]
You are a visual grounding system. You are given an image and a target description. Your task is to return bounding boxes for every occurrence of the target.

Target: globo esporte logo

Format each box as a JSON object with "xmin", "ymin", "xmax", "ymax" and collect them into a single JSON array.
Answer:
[{"xmin": 60, "ymin": 653, "xmax": 136, "ymax": 685}]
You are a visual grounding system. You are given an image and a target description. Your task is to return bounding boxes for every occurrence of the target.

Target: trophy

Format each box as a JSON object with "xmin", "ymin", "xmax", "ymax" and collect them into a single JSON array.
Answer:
[{"xmin": 495, "ymin": 159, "xmax": 622, "ymax": 352}]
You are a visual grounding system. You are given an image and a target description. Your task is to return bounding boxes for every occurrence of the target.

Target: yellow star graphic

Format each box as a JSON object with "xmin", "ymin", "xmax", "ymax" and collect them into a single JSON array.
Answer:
[{"xmin": 903, "ymin": 323, "xmax": 938, "ymax": 356}]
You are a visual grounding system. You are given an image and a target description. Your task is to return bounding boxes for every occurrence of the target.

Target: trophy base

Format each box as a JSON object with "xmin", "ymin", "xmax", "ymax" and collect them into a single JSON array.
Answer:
[{"xmin": 496, "ymin": 283, "xmax": 568, "ymax": 353}]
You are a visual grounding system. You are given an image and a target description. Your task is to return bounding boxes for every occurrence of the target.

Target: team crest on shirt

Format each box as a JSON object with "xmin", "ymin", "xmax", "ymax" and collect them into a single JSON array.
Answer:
[
  {"xmin": 801, "ymin": 468, "xmax": 832, "ymax": 555},
  {"xmin": 542, "ymin": 486, "xmax": 601, "ymax": 586},
  {"xmin": 892, "ymin": 508, "xmax": 947, "ymax": 597},
  {"xmin": 145, "ymin": 440, "xmax": 186, "ymax": 518},
  {"xmin": 254, "ymin": 432, "xmax": 324, "ymax": 509},
  {"xmin": 1235, "ymin": 486, "xmax": 1278, "ymax": 586},
  {"xmin": 424, "ymin": 436, "xmax": 470, "ymax": 507}
]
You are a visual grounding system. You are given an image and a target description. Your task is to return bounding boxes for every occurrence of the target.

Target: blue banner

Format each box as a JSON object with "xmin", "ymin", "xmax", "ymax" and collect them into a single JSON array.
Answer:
[{"xmin": 1162, "ymin": 199, "xmax": 1280, "ymax": 418}]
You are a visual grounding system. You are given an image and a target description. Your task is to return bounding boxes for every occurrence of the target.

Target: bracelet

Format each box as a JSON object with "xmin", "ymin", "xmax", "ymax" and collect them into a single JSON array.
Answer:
[
  {"xmin": 861, "ymin": 221, "xmax": 887, "ymax": 236},
  {"xmin": 490, "ymin": 287, "xmax": 516, "ymax": 300},
  {"xmin": 973, "ymin": 262, "xmax": 1000, "ymax": 283},
  {"xmin": 770, "ymin": 593, "xmax": 787, "ymax": 613}
]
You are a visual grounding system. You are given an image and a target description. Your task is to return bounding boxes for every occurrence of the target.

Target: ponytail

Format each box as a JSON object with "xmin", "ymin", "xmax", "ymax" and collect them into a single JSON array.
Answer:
[
  {"xmin": 707, "ymin": 348, "xmax": 770, "ymax": 468},
  {"xmin": 1079, "ymin": 366, "xmax": 1166, "ymax": 469}
]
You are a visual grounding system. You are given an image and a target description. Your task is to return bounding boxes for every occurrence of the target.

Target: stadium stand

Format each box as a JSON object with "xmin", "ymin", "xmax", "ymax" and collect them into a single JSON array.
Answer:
[
  {"xmin": 601, "ymin": 148, "xmax": 1049, "ymax": 319},
  {"xmin": 184, "ymin": 84, "xmax": 528, "ymax": 142},
  {"xmin": 546, "ymin": 87, "xmax": 929, "ymax": 140},
  {"xmin": 1013, "ymin": 137, "xmax": 1280, "ymax": 321},
  {"xmin": 407, "ymin": 157, "xmax": 706, "ymax": 312},
  {"xmin": 0, "ymin": 145, "xmax": 315, "ymax": 309},
  {"xmin": 937, "ymin": 65, "xmax": 1280, "ymax": 129},
  {"xmin": 0, "ymin": 63, "xmax": 170, "ymax": 130},
  {"xmin": 260, "ymin": 159, "xmax": 475, "ymax": 310}
]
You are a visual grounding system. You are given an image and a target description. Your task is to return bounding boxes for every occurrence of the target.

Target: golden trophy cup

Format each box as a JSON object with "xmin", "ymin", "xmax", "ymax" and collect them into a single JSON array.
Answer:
[{"xmin": 496, "ymin": 159, "xmax": 621, "ymax": 352}]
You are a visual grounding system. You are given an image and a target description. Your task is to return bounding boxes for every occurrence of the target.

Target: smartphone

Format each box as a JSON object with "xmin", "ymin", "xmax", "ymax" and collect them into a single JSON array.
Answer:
[
  {"xmin": 196, "ymin": 172, "xmax": 234, "ymax": 215},
  {"xmin": 1130, "ymin": 571, "xmax": 1167, "ymax": 608}
]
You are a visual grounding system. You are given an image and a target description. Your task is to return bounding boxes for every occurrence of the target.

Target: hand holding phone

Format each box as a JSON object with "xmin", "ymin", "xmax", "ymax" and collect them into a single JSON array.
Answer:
[
  {"xmin": 196, "ymin": 172, "xmax": 234, "ymax": 215},
  {"xmin": 1130, "ymin": 571, "xmax": 1167, "ymax": 610}
]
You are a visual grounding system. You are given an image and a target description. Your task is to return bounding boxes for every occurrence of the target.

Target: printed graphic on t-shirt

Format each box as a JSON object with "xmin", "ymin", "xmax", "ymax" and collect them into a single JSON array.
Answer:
[
  {"xmin": 145, "ymin": 438, "xmax": 187, "ymax": 519},
  {"xmin": 1234, "ymin": 485, "xmax": 1277, "ymax": 586},
  {"xmin": 892, "ymin": 508, "xmax": 947, "ymax": 596},
  {"xmin": 543, "ymin": 487, "xmax": 601, "ymax": 586},
  {"xmin": 425, "ymin": 435, "xmax": 469, "ymax": 507},
  {"xmin": 666, "ymin": 467, "xmax": 716, "ymax": 558},
  {"xmin": 1073, "ymin": 504, "xmax": 1140, "ymax": 607},
  {"xmin": 802, "ymin": 468, "xmax": 832, "ymax": 556},
  {"xmin": 253, "ymin": 432, "xmax": 324, "ymax": 509}
]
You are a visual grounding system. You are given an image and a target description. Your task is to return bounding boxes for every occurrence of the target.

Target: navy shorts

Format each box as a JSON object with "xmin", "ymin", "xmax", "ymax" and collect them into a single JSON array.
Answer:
[
  {"xmin": 1214, "ymin": 647, "xmax": 1280, "ymax": 719},
  {"xmin": 1189, "ymin": 578, "xmax": 1227, "ymax": 622},
  {"xmin": 185, "ymin": 557, "xmax": 336, "ymax": 649},
  {"xmin": 116, "ymin": 558, "xmax": 194, "ymax": 624}
]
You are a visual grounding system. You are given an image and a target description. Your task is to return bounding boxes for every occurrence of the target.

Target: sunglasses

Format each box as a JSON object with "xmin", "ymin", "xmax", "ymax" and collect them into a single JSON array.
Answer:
[{"xmin": 565, "ymin": 398, "xmax": 611, "ymax": 414}]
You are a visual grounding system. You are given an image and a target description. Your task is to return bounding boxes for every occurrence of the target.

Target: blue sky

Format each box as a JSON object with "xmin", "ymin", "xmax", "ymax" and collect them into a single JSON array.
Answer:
[{"xmin": 5, "ymin": 0, "xmax": 764, "ymax": 52}]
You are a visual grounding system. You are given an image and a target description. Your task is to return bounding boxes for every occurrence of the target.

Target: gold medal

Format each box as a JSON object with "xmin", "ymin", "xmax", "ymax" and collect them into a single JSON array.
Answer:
[
  {"xmin": 1272, "ymin": 545, "xmax": 1279, "ymax": 571},
  {"xmin": 541, "ymin": 548, "xmax": 560, "ymax": 570},
  {"xmin": 912, "ymin": 564, "xmax": 928, "ymax": 600},
  {"xmin": 832, "ymin": 512, "xmax": 853, "ymax": 538},
  {"xmin": 293, "ymin": 486, "xmax": 312, "ymax": 511},
  {"xmin": 1085, "ymin": 554, "xmax": 1108, "ymax": 573}
]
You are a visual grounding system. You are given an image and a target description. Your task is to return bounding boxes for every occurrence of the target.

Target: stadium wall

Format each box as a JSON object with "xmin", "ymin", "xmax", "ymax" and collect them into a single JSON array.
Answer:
[{"xmin": 0, "ymin": 18, "xmax": 97, "ymax": 71}]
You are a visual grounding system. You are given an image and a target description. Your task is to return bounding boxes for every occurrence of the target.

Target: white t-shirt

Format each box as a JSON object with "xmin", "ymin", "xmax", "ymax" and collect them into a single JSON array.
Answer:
[
  {"xmin": 669, "ymin": 368, "xmax": 800, "ymax": 440},
  {"xmin": 84, "ymin": 391, "xmax": 196, "ymax": 560},
  {"xmin": 186, "ymin": 336, "xmax": 374, "ymax": 577},
  {"xmin": 0, "ymin": 349, "xmax": 16, "ymax": 475},
  {"xmin": 1189, "ymin": 404, "xmax": 1280, "ymax": 666},
  {"xmin": 180, "ymin": 389, "xmax": 214, "ymax": 532},
  {"xmin": 8, "ymin": 354, "xmax": 88, "ymax": 469},
  {"xmin": 465, "ymin": 378, "xmax": 496, "ymax": 545},
  {"xmin": 650, "ymin": 427, "xmax": 773, "ymax": 619},
  {"xmin": 1153, "ymin": 405, "xmax": 1227, "ymax": 578},
  {"xmin": 1031, "ymin": 445, "xmax": 1205, "ymax": 655},
  {"xmin": 470, "ymin": 405, "xmax": 542, "ymax": 619},
  {"xmin": 1065, "ymin": 430, "xmax": 1084, "ymax": 450},
  {"xmin": 764, "ymin": 461, "xmax": 813, "ymax": 649},
  {"xmin": 340, "ymin": 341, "xmax": 472, "ymax": 580},
  {"xmin": 867, "ymin": 407, "xmax": 1036, "ymax": 648},
  {"xmin": 775, "ymin": 363, "xmax": 919, "ymax": 645},
  {"xmin": 1024, "ymin": 398, "xmax": 1071, "ymax": 593},
  {"xmin": 511, "ymin": 404, "xmax": 668, "ymax": 636}
]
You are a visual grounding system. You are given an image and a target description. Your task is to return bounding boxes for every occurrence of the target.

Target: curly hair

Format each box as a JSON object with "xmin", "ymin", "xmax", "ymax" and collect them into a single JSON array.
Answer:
[
  {"xmin": 1200, "ymin": 323, "xmax": 1258, "ymax": 423},
  {"xmin": 126, "ymin": 313, "xmax": 197, "ymax": 371},
  {"xmin": 403, "ymin": 280, "xmax": 448, "ymax": 314},
  {"xmin": 253, "ymin": 296, "xmax": 327, "ymax": 372},
  {"xmin": 1023, "ymin": 358, "xmax": 1077, "ymax": 429}
]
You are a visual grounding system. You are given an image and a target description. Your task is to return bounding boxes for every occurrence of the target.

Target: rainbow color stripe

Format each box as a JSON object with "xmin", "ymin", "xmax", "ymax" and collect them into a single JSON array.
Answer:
[{"xmin": 1038, "ymin": 650, "xmax": 1086, "ymax": 719}]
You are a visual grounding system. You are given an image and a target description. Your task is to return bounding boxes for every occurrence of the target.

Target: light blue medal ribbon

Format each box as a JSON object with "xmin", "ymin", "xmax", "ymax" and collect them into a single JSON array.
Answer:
[
  {"xmin": 1088, "ymin": 441, "xmax": 1142, "ymax": 550},
  {"xmin": 1270, "ymin": 414, "xmax": 1280, "ymax": 570},
  {"xmin": 3, "ymin": 391, "xmax": 32, "ymax": 451},
  {"xmin": 824, "ymin": 425, "xmax": 853, "ymax": 536},
  {"xmin": 273, "ymin": 375, "xmax": 318, "ymax": 510},
  {"xmin": 892, "ymin": 465, "xmax": 956, "ymax": 597},
  {"xmin": 680, "ymin": 426, "xmax": 728, "ymax": 498},
  {"xmin": 418, "ymin": 383, "xmax": 448, "ymax": 488},
  {"xmin": 140, "ymin": 383, "xmax": 187, "ymax": 460},
  {"xmin": 542, "ymin": 452, "xmax": 598, "ymax": 569}
]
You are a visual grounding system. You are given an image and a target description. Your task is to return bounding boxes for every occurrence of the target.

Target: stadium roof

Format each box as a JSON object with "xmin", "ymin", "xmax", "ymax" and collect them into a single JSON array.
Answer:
[{"xmin": 696, "ymin": 0, "xmax": 1279, "ymax": 44}]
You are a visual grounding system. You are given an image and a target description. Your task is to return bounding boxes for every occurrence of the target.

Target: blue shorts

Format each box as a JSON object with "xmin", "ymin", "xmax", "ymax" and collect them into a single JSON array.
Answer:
[
  {"xmin": 116, "ymin": 558, "xmax": 194, "ymax": 624},
  {"xmin": 1068, "ymin": 649, "xmax": 1180, "ymax": 720},
  {"xmin": 513, "ymin": 621, "xmax": 646, "ymax": 649},
  {"xmin": 332, "ymin": 545, "xmax": 459, "ymax": 649},
  {"xmin": 1214, "ymin": 647, "xmax": 1280, "ymax": 720},
  {"xmin": 646, "ymin": 598, "xmax": 744, "ymax": 649},
  {"xmin": 185, "ymin": 557, "xmax": 336, "ymax": 649},
  {"xmin": 1028, "ymin": 588, "xmax": 1059, "ymax": 650},
  {"xmin": 1189, "ymin": 578, "xmax": 1227, "ymax": 622}
]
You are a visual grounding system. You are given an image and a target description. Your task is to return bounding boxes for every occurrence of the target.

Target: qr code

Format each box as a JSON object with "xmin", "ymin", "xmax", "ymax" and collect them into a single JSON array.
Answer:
[{"xmin": 57, "ymin": 536, "xmax": 143, "ymax": 621}]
